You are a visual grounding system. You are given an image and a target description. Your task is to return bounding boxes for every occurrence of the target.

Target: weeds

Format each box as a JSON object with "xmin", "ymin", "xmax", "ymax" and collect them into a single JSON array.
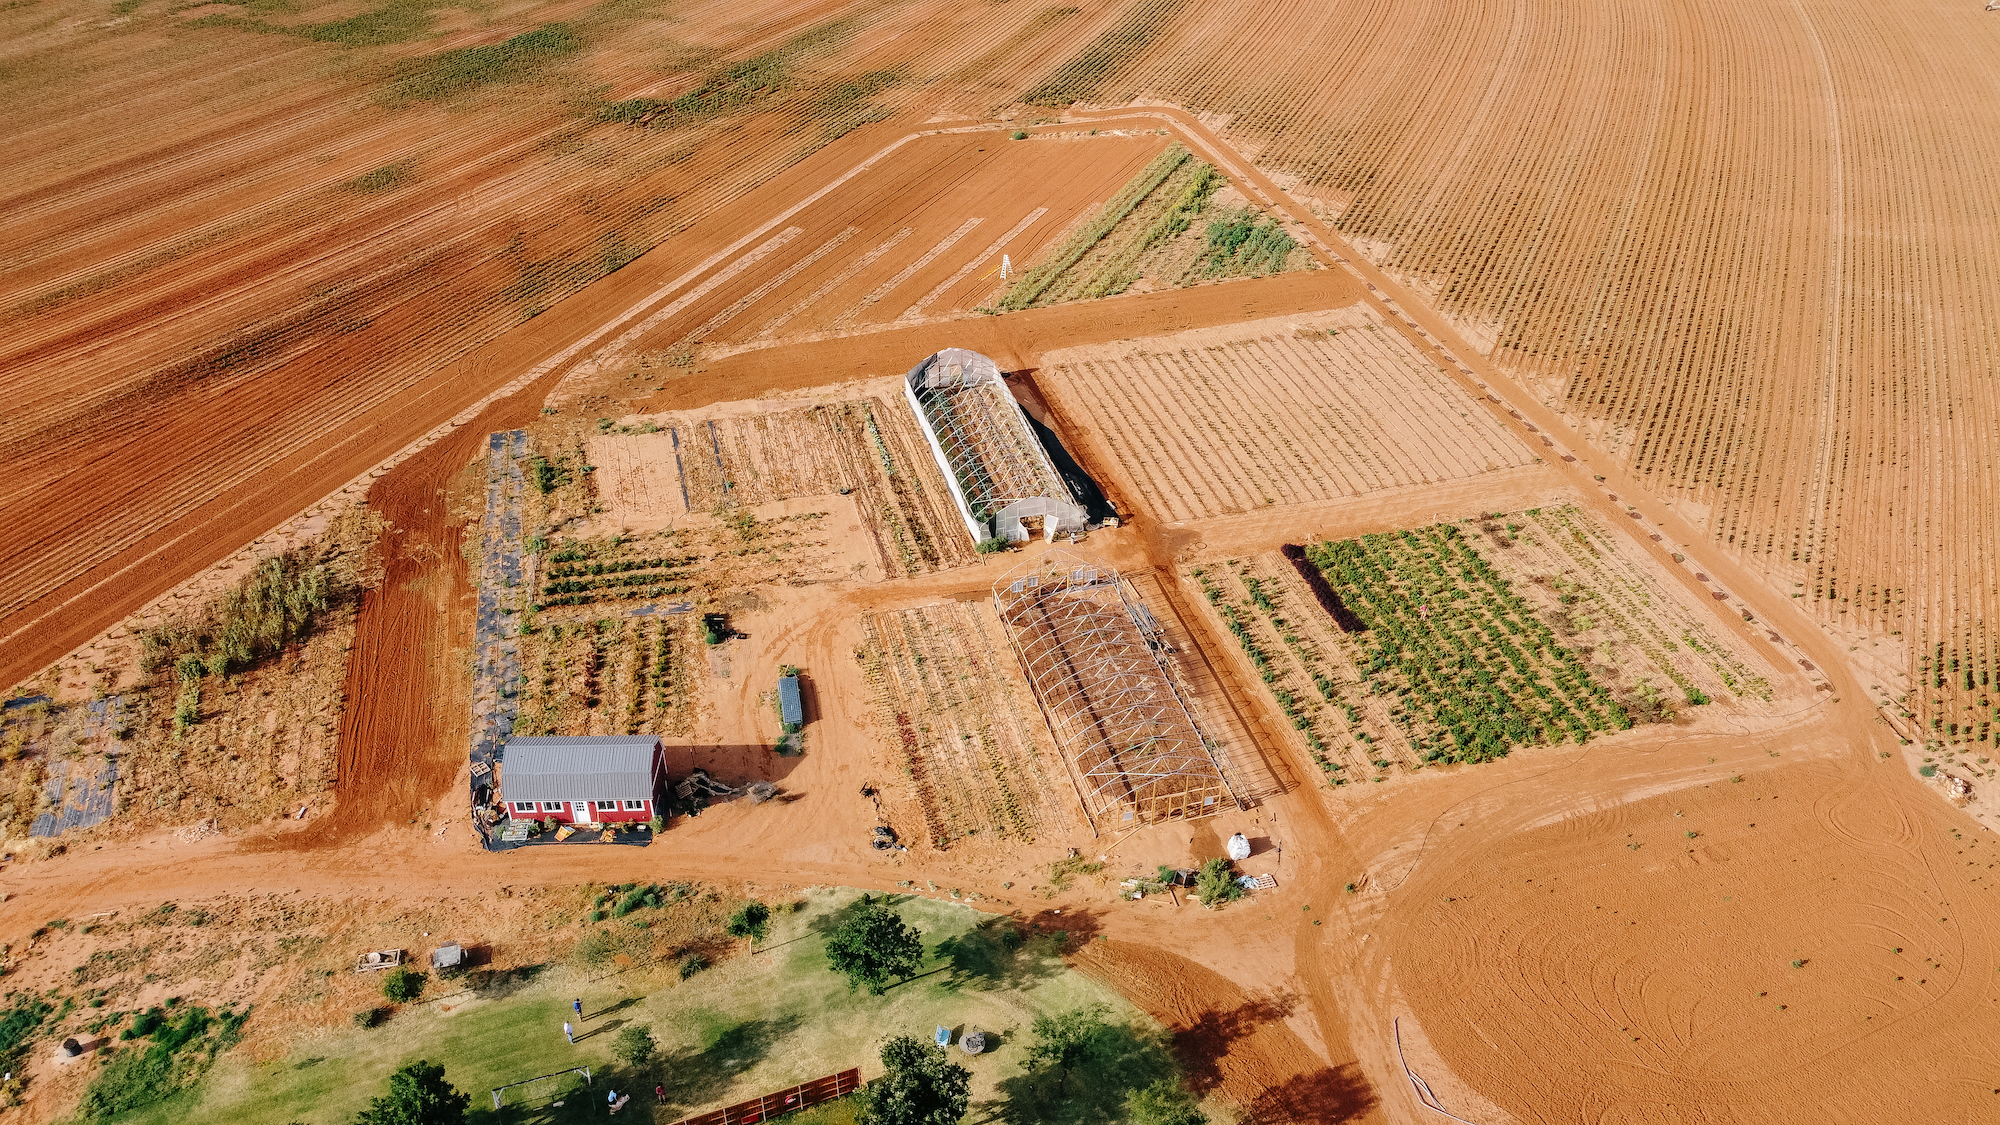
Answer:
[
  {"xmin": 346, "ymin": 159, "xmax": 416, "ymax": 193},
  {"xmin": 385, "ymin": 23, "xmax": 583, "ymax": 104},
  {"xmin": 140, "ymin": 551, "xmax": 334, "ymax": 680},
  {"xmin": 77, "ymin": 1003, "xmax": 248, "ymax": 1121}
]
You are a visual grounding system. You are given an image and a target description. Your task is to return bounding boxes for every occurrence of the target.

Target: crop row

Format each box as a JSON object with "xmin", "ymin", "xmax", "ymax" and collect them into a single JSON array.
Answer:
[
  {"xmin": 1303, "ymin": 526, "xmax": 1631, "ymax": 763},
  {"xmin": 544, "ymin": 557, "xmax": 689, "ymax": 579}
]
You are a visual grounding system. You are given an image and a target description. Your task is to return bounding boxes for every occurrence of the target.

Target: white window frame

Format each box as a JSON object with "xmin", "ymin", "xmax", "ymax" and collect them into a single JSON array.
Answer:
[
  {"xmin": 512, "ymin": 801, "xmax": 536, "ymax": 814},
  {"xmin": 624, "ymin": 800, "xmax": 647, "ymax": 811}
]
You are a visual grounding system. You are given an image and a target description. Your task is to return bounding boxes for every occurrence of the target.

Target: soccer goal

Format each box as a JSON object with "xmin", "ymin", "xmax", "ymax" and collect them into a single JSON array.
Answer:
[{"xmin": 491, "ymin": 1066, "xmax": 592, "ymax": 1111}]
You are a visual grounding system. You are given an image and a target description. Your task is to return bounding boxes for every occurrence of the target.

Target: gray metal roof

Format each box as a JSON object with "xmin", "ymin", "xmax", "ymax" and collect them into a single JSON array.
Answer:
[{"xmin": 502, "ymin": 736, "xmax": 660, "ymax": 802}]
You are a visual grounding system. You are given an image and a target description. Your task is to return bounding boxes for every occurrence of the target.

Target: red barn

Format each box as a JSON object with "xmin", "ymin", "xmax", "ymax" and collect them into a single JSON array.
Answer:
[{"xmin": 500, "ymin": 735, "xmax": 665, "ymax": 825}]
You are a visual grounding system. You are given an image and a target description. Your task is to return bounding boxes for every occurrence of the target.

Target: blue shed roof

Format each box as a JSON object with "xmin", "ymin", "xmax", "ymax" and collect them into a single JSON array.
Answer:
[{"xmin": 778, "ymin": 676, "xmax": 803, "ymax": 724}]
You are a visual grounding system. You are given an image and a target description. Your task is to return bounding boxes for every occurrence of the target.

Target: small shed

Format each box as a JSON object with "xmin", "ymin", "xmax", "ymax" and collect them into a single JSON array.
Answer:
[
  {"xmin": 778, "ymin": 674, "xmax": 804, "ymax": 730},
  {"xmin": 501, "ymin": 735, "xmax": 666, "ymax": 825}
]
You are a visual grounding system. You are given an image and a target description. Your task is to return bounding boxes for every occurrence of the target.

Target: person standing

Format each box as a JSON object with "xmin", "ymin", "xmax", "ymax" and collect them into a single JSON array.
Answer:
[
  {"xmin": 563, "ymin": 1021, "xmax": 574, "ymax": 1044},
  {"xmin": 573, "ymin": 997, "xmax": 584, "ymax": 1019},
  {"xmin": 655, "ymin": 1084, "xmax": 666, "ymax": 1104}
]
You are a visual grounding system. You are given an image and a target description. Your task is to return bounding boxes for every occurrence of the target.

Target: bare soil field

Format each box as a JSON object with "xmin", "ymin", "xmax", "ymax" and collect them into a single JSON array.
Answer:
[{"xmin": 1038, "ymin": 308, "xmax": 1537, "ymax": 523}]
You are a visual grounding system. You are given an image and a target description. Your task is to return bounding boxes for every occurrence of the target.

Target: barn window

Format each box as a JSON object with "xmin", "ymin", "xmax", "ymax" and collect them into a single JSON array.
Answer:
[
  {"xmin": 512, "ymin": 802, "xmax": 535, "ymax": 814},
  {"xmin": 624, "ymin": 800, "xmax": 646, "ymax": 810}
]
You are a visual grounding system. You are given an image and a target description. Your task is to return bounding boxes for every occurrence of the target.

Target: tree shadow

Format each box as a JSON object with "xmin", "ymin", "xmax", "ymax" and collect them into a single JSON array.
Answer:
[
  {"xmin": 653, "ymin": 1013, "xmax": 803, "ymax": 1114},
  {"xmin": 933, "ymin": 916, "xmax": 1071, "ymax": 994},
  {"xmin": 585, "ymin": 997, "xmax": 638, "ymax": 1022},
  {"xmin": 1168, "ymin": 991, "xmax": 1298, "ymax": 1095},
  {"xmin": 465, "ymin": 963, "xmax": 549, "ymax": 1001},
  {"xmin": 802, "ymin": 893, "xmax": 920, "ymax": 938},
  {"xmin": 1243, "ymin": 1064, "xmax": 1378, "ymax": 1124},
  {"xmin": 973, "ymin": 1019, "xmax": 1177, "ymax": 1125}
]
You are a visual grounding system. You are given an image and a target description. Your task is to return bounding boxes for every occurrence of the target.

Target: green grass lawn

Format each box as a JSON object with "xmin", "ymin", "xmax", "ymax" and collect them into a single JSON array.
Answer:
[{"xmin": 101, "ymin": 889, "xmax": 1144, "ymax": 1125}]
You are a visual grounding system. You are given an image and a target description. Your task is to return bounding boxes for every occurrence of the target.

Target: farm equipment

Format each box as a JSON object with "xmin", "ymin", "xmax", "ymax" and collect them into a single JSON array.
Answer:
[
  {"xmin": 871, "ymin": 825, "xmax": 898, "ymax": 851},
  {"xmin": 355, "ymin": 949, "xmax": 405, "ymax": 973}
]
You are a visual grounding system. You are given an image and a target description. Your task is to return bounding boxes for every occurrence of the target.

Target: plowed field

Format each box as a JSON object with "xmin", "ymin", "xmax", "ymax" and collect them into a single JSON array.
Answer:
[{"xmin": 1039, "ymin": 308, "xmax": 1534, "ymax": 523}]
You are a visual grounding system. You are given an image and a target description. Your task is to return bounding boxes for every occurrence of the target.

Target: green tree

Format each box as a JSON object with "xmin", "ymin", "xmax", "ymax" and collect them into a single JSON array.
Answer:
[
  {"xmin": 825, "ymin": 903, "xmax": 924, "ymax": 994},
  {"xmin": 857, "ymin": 1035, "xmax": 971, "ymax": 1125},
  {"xmin": 1125, "ymin": 1078, "xmax": 1207, "ymax": 1125},
  {"xmin": 1026, "ymin": 1003, "xmax": 1109, "ymax": 1097},
  {"xmin": 353, "ymin": 1060, "xmax": 468, "ymax": 1125},
  {"xmin": 614, "ymin": 1024, "xmax": 657, "ymax": 1069}
]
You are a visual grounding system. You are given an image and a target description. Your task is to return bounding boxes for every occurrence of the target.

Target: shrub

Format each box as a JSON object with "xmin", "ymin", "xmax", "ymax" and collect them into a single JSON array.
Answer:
[
  {"xmin": 1920, "ymin": 764, "xmax": 1938, "ymax": 777},
  {"xmin": 975, "ymin": 537, "xmax": 1011, "ymax": 554},
  {"xmin": 678, "ymin": 953, "xmax": 708, "ymax": 979},
  {"xmin": 727, "ymin": 901, "xmax": 771, "ymax": 941},
  {"xmin": 353, "ymin": 1006, "xmax": 385, "ymax": 1029},
  {"xmin": 1194, "ymin": 858, "xmax": 1241, "ymax": 907},
  {"xmin": 381, "ymin": 968, "xmax": 426, "ymax": 1004},
  {"xmin": 573, "ymin": 930, "xmax": 622, "ymax": 971},
  {"xmin": 613, "ymin": 1024, "xmax": 656, "ymax": 1069},
  {"xmin": 1010, "ymin": 130, "xmax": 1028, "ymax": 140}
]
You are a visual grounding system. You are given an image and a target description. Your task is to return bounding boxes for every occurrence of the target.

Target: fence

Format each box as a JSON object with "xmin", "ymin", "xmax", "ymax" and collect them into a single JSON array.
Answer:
[{"xmin": 668, "ymin": 1068, "xmax": 862, "ymax": 1125}]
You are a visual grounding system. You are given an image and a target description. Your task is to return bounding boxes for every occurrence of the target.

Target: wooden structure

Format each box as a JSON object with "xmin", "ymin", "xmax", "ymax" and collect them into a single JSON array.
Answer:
[
  {"xmin": 667, "ymin": 1068, "xmax": 861, "ymax": 1125},
  {"xmin": 994, "ymin": 550, "xmax": 1240, "ymax": 830},
  {"xmin": 354, "ymin": 949, "xmax": 404, "ymax": 973}
]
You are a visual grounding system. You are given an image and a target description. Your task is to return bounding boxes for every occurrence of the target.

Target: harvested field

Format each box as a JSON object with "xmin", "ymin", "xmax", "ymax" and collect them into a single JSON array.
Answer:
[
  {"xmin": 855, "ymin": 601, "xmax": 1072, "ymax": 848},
  {"xmin": 567, "ymin": 129, "xmax": 1183, "ymax": 380},
  {"xmin": 1040, "ymin": 307, "xmax": 1534, "ymax": 523}
]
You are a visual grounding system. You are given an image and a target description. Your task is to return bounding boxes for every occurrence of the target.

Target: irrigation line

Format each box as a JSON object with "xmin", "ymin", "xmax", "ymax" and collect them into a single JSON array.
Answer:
[{"xmin": 1393, "ymin": 1018, "xmax": 1484, "ymax": 1125}]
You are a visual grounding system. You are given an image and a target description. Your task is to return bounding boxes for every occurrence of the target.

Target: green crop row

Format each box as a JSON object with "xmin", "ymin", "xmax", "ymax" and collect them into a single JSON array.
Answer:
[
  {"xmin": 1303, "ymin": 525, "xmax": 1631, "ymax": 764},
  {"xmin": 997, "ymin": 145, "xmax": 1192, "ymax": 310}
]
